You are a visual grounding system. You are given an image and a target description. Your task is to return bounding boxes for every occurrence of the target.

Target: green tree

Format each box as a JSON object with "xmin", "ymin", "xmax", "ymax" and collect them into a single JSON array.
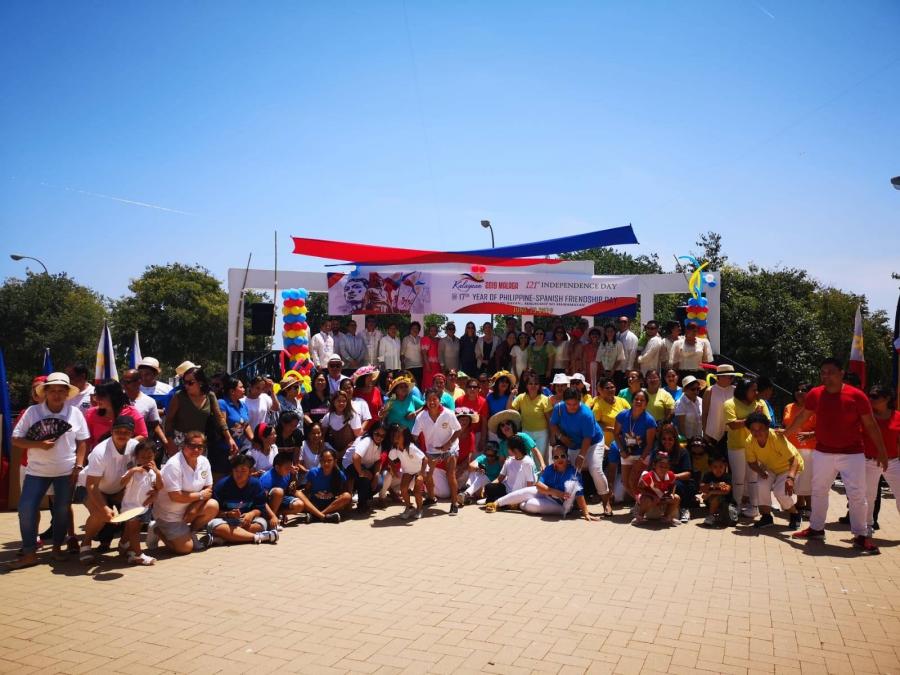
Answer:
[
  {"xmin": 110, "ymin": 264, "xmax": 228, "ymax": 377},
  {"xmin": 0, "ymin": 272, "xmax": 107, "ymax": 404}
]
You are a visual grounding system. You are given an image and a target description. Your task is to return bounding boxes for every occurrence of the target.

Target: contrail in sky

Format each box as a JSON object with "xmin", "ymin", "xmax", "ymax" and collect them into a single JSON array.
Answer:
[
  {"xmin": 755, "ymin": 3, "xmax": 775, "ymax": 19},
  {"xmin": 38, "ymin": 181, "xmax": 196, "ymax": 215}
]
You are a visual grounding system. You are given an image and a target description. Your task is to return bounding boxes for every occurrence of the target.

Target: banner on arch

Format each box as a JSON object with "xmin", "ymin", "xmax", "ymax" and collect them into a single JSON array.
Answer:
[{"xmin": 328, "ymin": 271, "xmax": 637, "ymax": 316}]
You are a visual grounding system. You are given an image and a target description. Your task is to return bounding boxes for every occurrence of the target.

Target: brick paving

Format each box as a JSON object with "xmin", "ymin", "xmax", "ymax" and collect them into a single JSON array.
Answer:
[{"xmin": 1, "ymin": 491, "xmax": 900, "ymax": 674}]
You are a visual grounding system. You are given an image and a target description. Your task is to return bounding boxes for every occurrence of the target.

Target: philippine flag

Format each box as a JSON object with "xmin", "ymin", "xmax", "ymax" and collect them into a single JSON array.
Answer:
[
  {"xmin": 95, "ymin": 321, "xmax": 119, "ymax": 383},
  {"xmin": 128, "ymin": 331, "xmax": 143, "ymax": 369},
  {"xmin": 849, "ymin": 305, "xmax": 866, "ymax": 390}
]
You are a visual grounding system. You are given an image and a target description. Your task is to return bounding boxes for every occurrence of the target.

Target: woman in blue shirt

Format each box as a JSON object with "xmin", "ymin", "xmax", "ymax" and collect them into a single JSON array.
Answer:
[
  {"xmin": 549, "ymin": 388, "xmax": 612, "ymax": 516},
  {"xmin": 485, "ymin": 371, "xmax": 515, "ymax": 418},
  {"xmin": 614, "ymin": 389, "xmax": 658, "ymax": 502},
  {"xmin": 218, "ymin": 377, "xmax": 253, "ymax": 452},
  {"xmin": 663, "ymin": 369, "xmax": 684, "ymax": 402},
  {"xmin": 484, "ymin": 443, "xmax": 598, "ymax": 520}
]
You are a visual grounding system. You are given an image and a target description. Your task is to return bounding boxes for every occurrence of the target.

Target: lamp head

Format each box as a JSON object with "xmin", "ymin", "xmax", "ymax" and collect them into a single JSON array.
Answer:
[
  {"xmin": 891, "ymin": 176, "xmax": 900, "ymax": 191},
  {"xmin": 10, "ymin": 254, "xmax": 24, "ymax": 261},
  {"xmin": 480, "ymin": 220, "xmax": 491, "ymax": 228}
]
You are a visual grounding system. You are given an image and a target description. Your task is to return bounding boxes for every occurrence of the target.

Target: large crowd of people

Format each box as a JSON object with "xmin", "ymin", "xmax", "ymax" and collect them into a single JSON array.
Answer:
[{"xmin": 7, "ymin": 315, "xmax": 899, "ymax": 570}]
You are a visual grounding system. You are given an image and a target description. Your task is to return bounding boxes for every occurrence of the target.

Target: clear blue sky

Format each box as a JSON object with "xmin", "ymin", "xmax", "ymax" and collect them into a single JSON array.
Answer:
[{"xmin": 2, "ymin": 1, "xmax": 898, "ymax": 330}]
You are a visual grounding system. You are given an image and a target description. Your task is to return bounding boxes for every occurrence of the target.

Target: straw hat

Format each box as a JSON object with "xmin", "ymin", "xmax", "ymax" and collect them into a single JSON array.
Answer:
[
  {"xmin": 36, "ymin": 372, "xmax": 79, "ymax": 399},
  {"xmin": 388, "ymin": 375, "xmax": 414, "ymax": 394},
  {"xmin": 279, "ymin": 372, "xmax": 302, "ymax": 389},
  {"xmin": 490, "ymin": 370, "xmax": 517, "ymax": 387},
  {"xmin": 351, "ymin": 365, "xmax": 380, "ymax": 385},
  {"xmin": 488, "ymin": 409, "xmax": 521, "ymax": 434},
  {"xmin": 454, "ymin": 406, "xmax": 480, "ymax": 425},
  {"xmin": 137, "ymin": 356, "xmax": 161, "ymax": 373},
  {"xmin": 175, "ymin": 361, "xmax": 201, "ymax": 377}
]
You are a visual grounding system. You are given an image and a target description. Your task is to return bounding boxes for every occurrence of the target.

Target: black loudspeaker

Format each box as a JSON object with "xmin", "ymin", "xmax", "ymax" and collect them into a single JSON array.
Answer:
[
  {"xmin": 249, "ymin": 303, "xmax": 275, "ymax": 335},
  {"xmin": 674, "ymin": 305, "xmax": 688, "ymax": 328}
]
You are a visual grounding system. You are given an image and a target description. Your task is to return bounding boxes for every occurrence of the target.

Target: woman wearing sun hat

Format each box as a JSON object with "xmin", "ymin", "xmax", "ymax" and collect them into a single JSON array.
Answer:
[
  {"xmin": 276, "ymin": 372, "xmax": 303, "ymax": 414},
  {"xmin": 352, "ymin": 365, "xmax": 383, "ymax": 419},
  {"xmin": 486, "ymin": 370, "xmax": 516, "ymax": 418},
  {"xmin": 489, "ymin": 409, "xmax": 546, "ymax": 473},
  {"xmin": 380, "ymin": 375, "xmax": 423, "ymax": 432},
  {"xmin": 9, "ymin": 372, "xmax": 90, "ymax": 570}
]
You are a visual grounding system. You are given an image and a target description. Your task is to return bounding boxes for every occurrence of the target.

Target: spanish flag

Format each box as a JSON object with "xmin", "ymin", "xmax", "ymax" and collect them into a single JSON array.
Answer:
[{"xmin": 849, "ymin": 305, "xmax": 866, "ymax": 390}]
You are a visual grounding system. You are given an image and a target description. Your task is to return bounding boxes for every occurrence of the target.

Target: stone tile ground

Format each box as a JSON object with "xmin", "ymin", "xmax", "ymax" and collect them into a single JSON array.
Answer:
[{"xmin": 1, "ymin": 490, "xmax": 899, "ymax": 674}]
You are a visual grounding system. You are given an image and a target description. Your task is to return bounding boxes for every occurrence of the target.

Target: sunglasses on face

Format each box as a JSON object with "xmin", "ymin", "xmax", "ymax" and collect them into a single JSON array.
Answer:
[
  {"xmin": 184, "ymin": 379, "xmax": 198, "ymax": 386},
  {"xmin": 552, "ymin": 454, "xmax": 567, "ymax": 460},
  {"xmin": 467, "ymin": 383, "xmax": 478, "ymax": 389},
  {"xmin": 184, "ymin": 442, "xmax": 204, "ymax": 449}
]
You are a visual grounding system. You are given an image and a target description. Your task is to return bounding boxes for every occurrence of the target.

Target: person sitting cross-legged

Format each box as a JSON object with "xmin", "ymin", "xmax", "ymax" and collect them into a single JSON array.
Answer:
[
  {"xmin": 207, "ymin": 454, "xmax": 280, "ymax": 546},
  {"xmin": 259, "ymin": 451, "xmax": 311, "ymax": 525},
  {"xmin": 300, "ymin": 449, "xmax": 352, "ymax": 523}
]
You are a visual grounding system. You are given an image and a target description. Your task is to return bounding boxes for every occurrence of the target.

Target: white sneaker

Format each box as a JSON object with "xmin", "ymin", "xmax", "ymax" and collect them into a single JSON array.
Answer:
[
  {"xmin": 680, "ymin": 508, "xmax": 690, "ymax": 523},
  {"xmin": 145, "ymin": 521, "xmax": 159, "ymax": 549},
  {"xmin": 741, "ymin": 504, "xmax": 758, "ymax": 518},
  {"xmin": 400, "ymin": 506, "xmax": 416, "ymax": 520},
  {"xmin": 476, "ymin": 498, "xmax": 487, "ymax": 506}
]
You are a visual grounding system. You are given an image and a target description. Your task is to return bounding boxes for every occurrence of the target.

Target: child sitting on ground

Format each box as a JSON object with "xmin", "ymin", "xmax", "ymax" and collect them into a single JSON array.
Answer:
[
  {"xmin": 259, "ymin": 451, "xmax": 311, "ymax": 525},
  {"xmin": 699, "ymin": 454, "xmax": 735, "ymax": 526},
  {"xmin": 633, "ymin": 452, "xmax": 680, "ymax": 526},
  {"xmin": 119, "ymin": 440, "xmax": 162, "ymax": 566},
  {"xmin": 208, "ymin": 454, "xmax": 280, "ymax": 545}
]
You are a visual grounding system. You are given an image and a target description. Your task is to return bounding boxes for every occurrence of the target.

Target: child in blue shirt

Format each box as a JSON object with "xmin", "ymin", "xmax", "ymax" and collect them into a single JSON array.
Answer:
[
  {"xmin": 259, "ymin": 452, "xmax": 311, "ymax": 525},
  {"xmin": 208, "ymin": 454, "xmax": 279, "ymax": 545}
]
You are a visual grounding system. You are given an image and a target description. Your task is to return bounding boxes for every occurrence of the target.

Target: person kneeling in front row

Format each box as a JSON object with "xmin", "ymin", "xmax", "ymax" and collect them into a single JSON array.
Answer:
[
  {"xmin": 207, "ymin": 454, "xmax": 280, "ymax": 546},
  {"xmin": 745, "ymin": 412, "xmax": 803, "ymax": 531},
  {"xmin": 260, "ymin": 452, "xmax": 311, "ymax": 526}
]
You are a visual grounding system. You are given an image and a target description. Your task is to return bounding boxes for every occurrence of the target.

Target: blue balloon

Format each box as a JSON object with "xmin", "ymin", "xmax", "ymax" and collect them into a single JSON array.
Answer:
[
  {"xmin": 280, "ymin": 290, "xmax": 289, "ymax": 300},
  {"xmin": 298, "ymin": 289, "xmax": 309, "ymax": 300},
  {"xmin": 298, "ymin": 337, "xmax": 308, "ymax": 346},
  {"xmin": 699, "ymin": 297, "xmax": 709, "ymax": 307},
  {"xmin": 694, "ymin": 319, "xmax": 708, "ymax": 327},
  {"xmin": 289, "ymin": 290, "xmax": 300, "ymax": 300}
]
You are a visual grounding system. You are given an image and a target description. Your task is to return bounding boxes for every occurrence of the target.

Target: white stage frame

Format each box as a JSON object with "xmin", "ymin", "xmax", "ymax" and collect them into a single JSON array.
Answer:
[{"xmin": 226, "ymin": 265, "xmax": 721, "ymax": 367}]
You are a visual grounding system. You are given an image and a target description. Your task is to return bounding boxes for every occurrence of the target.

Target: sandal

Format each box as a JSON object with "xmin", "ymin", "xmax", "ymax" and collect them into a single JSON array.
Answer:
[{"xmin": 127, "ymin": 551, "xmax": 156, "ymax": 566}]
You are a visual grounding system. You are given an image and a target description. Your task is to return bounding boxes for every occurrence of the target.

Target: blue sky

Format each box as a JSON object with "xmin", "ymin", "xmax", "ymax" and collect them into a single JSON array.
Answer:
[{"xmin": 2, "ymin": 1, "xmax": 899, "ymax": 333}]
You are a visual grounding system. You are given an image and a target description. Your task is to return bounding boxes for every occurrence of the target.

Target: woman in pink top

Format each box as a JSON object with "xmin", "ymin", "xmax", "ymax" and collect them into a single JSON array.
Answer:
[{"xmin": 84, "ymin": 381, "xmax": 148, "ymax": 448}]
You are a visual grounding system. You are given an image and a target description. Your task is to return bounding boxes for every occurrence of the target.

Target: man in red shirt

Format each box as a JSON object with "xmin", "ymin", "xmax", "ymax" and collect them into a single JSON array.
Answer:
[{"xmin": 784, "ymin": 358, "xmax": 888, "ymax": 554}]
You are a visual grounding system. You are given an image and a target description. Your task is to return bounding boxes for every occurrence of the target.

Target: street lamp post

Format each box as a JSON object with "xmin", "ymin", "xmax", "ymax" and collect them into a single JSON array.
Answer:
[
  {"xmin": 10, "ymin": 254, "xmax": 49, "ymax": 274},
  {"xmin": 891, "ymin": 176, "xmax": 900, "ymax": 190}
]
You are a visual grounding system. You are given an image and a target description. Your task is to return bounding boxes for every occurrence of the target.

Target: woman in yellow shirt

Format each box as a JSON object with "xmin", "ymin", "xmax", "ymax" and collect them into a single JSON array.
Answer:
[
  {"xmin": 745, "ymin": 412, "xmax": 803, "ymax": 530},
  {"xmin": 591, "ymin": 376, "xmax": 631, "ymax": 506},
  {"xmin": 723, "ymin": 377, "xmax": 770, "ymax": 518},
  {"xmin": 511, "ymin": 374, "xmax": 553, "ymax": 464}
]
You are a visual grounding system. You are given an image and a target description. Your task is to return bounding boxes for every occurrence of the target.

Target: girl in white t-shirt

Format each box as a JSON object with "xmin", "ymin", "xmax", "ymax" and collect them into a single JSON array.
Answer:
[
  {"xmin": 120, "ymin": 441, "xmax": 162, "ymax": 566},
  {"xmin": 385, "ymin": 424, "xmax": 427, "ymax": 520},
  {"xmin": 320, "ymin": 391, "xmax": 363, "ymax": 462},
  {"xmin": 248, "ymin": 423, "xmax": 279, "ymax": 475}
]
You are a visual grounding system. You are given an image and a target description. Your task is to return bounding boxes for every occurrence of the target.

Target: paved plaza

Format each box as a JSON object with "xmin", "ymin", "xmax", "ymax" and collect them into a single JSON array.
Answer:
[{"xmin": 1, "ymin": 491, "xmax": 899, "ymax": 675}]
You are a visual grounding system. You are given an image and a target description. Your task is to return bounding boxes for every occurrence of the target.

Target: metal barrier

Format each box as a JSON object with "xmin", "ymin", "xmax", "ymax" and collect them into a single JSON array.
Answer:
[{"xmin": 230, "ymin": 350, "xmax": 281, "ymax": 381}]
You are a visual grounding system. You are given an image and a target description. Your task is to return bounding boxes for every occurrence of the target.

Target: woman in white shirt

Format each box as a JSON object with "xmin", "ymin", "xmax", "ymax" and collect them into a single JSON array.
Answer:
[
  {"xmin": 147, "ymin": 430, "xmax": 218, "ymax": 556},
  {"xmin": 10, "ymin": 373, "xmax": 90, "ymax": 570},
  {"xmin": 510, "ymin": 332, "xmax": 531, "ymax": 381},
  {"xmin": 243, "ymin": 376, "xmax": 279, "ymax": 428},
  {"xmin": 320, "ymin": 390, "xmax": 363, "ymax": 464},
  {"xmin": 378, "ymin": 323, "xmax": 402, "ymax": 372},
  {"xmin": 595, "ymin": 323, "xmax": 626, "ymax": 384},
  {"xmin": 412, "ymin": 388, "xmax": 463, "ymax": 515},
  {"xmin": 400, "ymin": 321, "xmax": 424, "ymax": 384}
]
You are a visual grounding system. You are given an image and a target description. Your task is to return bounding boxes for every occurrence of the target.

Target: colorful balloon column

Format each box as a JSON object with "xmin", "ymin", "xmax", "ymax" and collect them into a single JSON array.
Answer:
[
  {"xmin": 677, "ymin": 256, "xmax": 718, "ymax": 339},
  {"xmin": 280, "ymin": 288, "xmax": 313, "ymax": 394}
]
